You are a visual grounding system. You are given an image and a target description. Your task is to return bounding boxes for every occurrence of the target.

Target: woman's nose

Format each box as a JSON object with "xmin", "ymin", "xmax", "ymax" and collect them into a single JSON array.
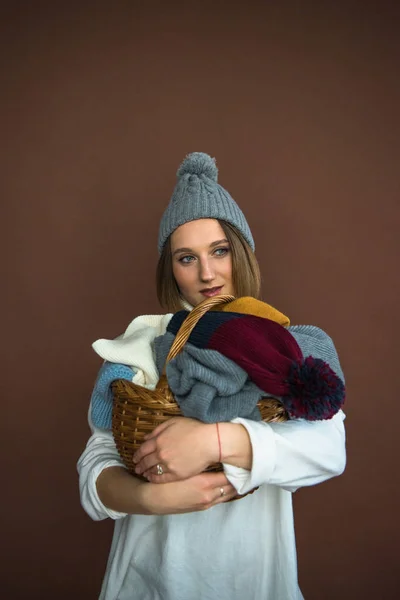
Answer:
[{"xmin": 199, "ymin": 259, "xmax": 214, "ymax": 282}]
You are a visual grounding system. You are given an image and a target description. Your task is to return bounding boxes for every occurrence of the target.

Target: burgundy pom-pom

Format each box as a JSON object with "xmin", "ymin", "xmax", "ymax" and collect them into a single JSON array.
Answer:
[{"xmin": 283, "ymin": 356, "xmax": 345, "ymax": 420}]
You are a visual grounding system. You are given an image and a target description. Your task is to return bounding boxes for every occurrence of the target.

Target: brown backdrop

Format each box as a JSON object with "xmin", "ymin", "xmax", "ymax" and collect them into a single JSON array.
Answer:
[{"xmin": 2, "ymin": 2, "xmax": 399, "ymax": 599}]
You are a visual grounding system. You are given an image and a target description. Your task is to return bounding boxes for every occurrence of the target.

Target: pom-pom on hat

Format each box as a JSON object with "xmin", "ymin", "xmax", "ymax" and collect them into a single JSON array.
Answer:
[{"xmin": 158, "ymin": 152, "xmax": 255, "ymax": 254}]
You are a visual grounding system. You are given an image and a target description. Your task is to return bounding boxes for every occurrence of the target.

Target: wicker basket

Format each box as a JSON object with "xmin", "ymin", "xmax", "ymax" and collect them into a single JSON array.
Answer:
[{"xmin": 112, "ymin": 295, "xmax": 288, "ymax": 477}]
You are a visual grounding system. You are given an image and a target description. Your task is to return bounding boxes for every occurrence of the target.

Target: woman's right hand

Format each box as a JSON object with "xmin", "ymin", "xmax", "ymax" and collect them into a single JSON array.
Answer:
[{"xmin": 141, "ymin": 471, "xmax": 238, "ymax": 515}]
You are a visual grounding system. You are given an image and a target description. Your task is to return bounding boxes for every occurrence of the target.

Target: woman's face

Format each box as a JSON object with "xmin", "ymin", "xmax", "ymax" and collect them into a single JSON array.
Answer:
[{"xmin": 170, "ymin": 218, "xmax": 234, "ymax": 307}]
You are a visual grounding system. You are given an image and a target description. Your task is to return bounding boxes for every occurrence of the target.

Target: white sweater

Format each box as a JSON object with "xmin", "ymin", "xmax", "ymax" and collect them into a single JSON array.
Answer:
[{"xmin": 77, "ymin": 314, "xmax": 346, "ymax": 600}]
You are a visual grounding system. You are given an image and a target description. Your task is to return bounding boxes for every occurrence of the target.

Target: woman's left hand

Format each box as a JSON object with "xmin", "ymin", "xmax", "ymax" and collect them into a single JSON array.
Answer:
[{"xmin": 132, "ymin": 417, "xmax": 219, "ymax": 483}]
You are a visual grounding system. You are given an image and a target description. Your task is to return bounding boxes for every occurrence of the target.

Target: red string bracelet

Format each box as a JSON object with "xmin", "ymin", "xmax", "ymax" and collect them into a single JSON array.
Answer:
[{"xmin": 216, "ymin": 422, "xmax": 222, "ymax": 463}]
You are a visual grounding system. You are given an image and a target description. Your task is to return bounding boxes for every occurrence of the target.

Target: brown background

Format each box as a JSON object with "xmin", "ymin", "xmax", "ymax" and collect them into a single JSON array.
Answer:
[{"xmin": 2, "ymin": 2, "xmax": 399, "ymax": 599}]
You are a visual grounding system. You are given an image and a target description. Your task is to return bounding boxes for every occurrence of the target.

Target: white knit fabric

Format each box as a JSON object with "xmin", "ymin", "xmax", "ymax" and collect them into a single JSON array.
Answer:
[
  {"xmin": 78, "ymin": 314, "xmax": 346, "ymax": 600},
  {"xmin": 92, "ymin": 313, "xmax": 173, "ymax": 388}
]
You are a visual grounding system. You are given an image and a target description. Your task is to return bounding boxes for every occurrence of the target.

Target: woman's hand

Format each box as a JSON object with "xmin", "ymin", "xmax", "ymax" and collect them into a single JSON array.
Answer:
[
  {"xmin": 133, "ymin": 417, "xmax": 218, "ymax": 483},
  {"xmin": 141, "ymin": 471, "xmax": 238, "ymax": 515}
]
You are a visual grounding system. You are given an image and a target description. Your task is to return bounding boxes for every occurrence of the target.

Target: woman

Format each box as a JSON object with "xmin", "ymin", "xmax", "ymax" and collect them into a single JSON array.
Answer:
[{"xmin": 78, "ymin": 152, "xmax": 346, "ymax": 599}]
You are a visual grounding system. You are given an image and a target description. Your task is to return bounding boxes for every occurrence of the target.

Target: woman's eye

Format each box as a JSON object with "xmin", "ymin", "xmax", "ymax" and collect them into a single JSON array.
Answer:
[
  {"xmin": 214, "ymin": 247, "xmax": 229, "ymax": 257},
  {"xmin": 179, "ymin": 255, "xmax": 195, "ymax": 264}
]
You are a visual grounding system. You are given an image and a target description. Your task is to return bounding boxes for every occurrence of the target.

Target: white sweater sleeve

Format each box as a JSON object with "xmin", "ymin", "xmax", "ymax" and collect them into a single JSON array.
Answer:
[
  {"xmin": 77, "ymin": 313, "xmax": 174, "ymax": 522},
  {"xmin": 224, "ymin": 410, "xmax": 346, "ymax": 495},
  {"xmin": 77, "ymin": 406, "xmax": 129, "ymax": 521}
]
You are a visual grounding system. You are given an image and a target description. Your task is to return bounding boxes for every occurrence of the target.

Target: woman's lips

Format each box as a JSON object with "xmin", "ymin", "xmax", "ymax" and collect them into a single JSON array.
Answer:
[{"xmin": 200, "ymin": 286, "xmax": 223, "ymax": 297}]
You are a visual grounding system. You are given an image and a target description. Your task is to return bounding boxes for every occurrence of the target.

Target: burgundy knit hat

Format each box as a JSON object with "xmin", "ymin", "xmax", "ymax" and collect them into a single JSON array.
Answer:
[{"xmin": 166, "ymin": 311, "xmax": 345, "ymax": 420}]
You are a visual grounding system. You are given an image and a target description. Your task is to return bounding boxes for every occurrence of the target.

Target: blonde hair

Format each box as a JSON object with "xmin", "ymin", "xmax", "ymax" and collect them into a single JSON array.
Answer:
[{"xmin": 156, "ymin": 220, "xmax": 261, "ymax": 312}]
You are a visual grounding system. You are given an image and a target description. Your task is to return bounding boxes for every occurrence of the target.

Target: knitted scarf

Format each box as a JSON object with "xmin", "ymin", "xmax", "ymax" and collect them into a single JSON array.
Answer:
[
  {"xmin": 156, "ymin": 304, "xmax": 345, "ymax": 422},
  {"xmin": 90, "ymin": 297, "xmax": 345, "ymax": 428}
]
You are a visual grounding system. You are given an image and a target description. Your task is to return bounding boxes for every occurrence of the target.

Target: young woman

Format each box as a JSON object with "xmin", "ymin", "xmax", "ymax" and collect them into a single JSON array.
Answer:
[{"xmin": 78, "ymin": 152, "xmax": 346, "ymax": 600}]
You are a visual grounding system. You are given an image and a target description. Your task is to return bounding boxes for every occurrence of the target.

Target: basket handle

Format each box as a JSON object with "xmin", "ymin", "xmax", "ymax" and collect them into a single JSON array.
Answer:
[{"xmin": 164, "ymin": 294, "xmax": 235, "ymax": 365}]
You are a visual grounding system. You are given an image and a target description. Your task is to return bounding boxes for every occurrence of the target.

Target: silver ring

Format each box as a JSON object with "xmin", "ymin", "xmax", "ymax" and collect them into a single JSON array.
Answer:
[
  {"xmin": 156, "ymin": 464, "xmax": 164, "ymax": 476},
  {"xmin": 220, "ymin": 487, "xmax": 226, "ymax": 497}
]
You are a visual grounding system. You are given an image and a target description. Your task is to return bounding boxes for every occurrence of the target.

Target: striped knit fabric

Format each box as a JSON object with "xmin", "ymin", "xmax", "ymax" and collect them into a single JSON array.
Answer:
[{"xmin": 160, "ymin": 310, "xmax": 345, "ymax": 421}]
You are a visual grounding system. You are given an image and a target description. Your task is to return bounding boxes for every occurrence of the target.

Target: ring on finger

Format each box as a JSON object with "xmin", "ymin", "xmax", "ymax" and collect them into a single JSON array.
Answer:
[
  {"xmin": 156, "ymin": 464, "xmax": 164, "ymax": 476},
  {"xmin": 220, "ymin": 487, "xmax": 226, "ymax": 497}
]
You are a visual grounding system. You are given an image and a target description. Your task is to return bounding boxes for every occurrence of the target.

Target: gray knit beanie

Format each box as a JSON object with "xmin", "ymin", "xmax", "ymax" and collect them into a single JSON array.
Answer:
[{"xmin": 158, "ymin": 152, "xmax": 255, "ymax": 254}]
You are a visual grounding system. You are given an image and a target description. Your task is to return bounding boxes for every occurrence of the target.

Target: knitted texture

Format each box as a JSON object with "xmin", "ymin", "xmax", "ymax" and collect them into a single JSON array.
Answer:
[
  {"xmin": 212, "ymin": 296, "xmax": 290, "ymax": 327},
  {"xmin": 160, "ymin": 311, "xmax": 345, "ymax": 421},
  {"xmin": 153, "ymin": 337, "xmax": 263, "ymax": 422},
  {"xmin": 90, "ymin": 309, "xmax": 345, "ymax": 429},
  {"xmin": 91, "ymin": 361, "xmax": 135, "ymax": 429},
  {"xmin": 289, "ymin": 325, "xmax": 345, "ymax": 383},
  {"xmin": 158, "ymin": 152, "xmax": 255, "ymax": 253}
]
